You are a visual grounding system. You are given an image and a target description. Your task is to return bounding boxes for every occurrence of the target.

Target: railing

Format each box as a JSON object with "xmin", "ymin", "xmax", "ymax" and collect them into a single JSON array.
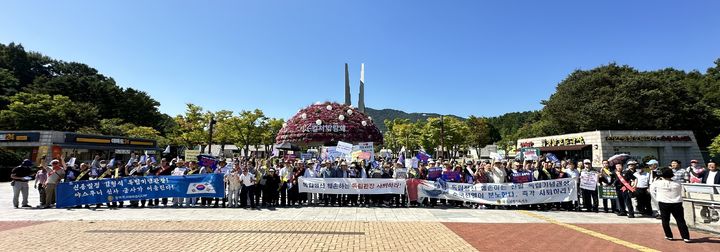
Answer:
[{"xmin": 682, "ymin": 183, "xmax": 719, "ymax": 224}]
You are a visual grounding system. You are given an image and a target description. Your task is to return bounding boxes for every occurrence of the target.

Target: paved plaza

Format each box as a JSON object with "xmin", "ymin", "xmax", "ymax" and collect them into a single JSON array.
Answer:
[{"xmin": 1, "ymin": 183, "xmax": 718, "ymax": 251}]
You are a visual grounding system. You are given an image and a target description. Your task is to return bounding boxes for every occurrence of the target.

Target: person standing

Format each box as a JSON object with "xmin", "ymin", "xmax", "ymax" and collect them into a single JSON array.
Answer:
[
  {"xmin": 614, "ymin": 162, "xmax": 636, "ymax": 218},
  {"xmin": 74, "ymin": 163, "xmax": 94, "ymax": 208},
  {"xmin": 670, "ymin": 160, "xmax": 689, "ymax": 184},
  {"xmin": 171, "ymin": 160, "xmax": 188, "ymax": 207},
  {"xmin": 34, "ymin": 161, "xmax": 48, "ymax": 208},
  {"xmin": 702, "ymin": 161, "xmax": 719, "ymax": 184},
  {"xmin": 599, "ymin": 160, "xmax": 617, "ymax": 213},
  {"xmin": 239, "ymin": 167, "xmax": 256, "ymax": 209},
  {"xmin": 155, "ymin": 158, "xmax": 174, "ymax": 207},
  {"xmin": 633, "ymin": 163, "xmax": 652, "ymax": 216},
  {"xmin": 650, "ymin": 168, "xmax": 691, "ymax": 243},
  {"xmin": 304, "ymin": 160, "xmax": 319, "ymax": 206},
  {"xmin": 263, "ymin": 168, "xmax": 280, "ymax": 208},
  {"xmin": 686, "ymin": 160, "xmax": 705, "ymax": 184},
  {"xmin": 278, "ymin": 161, "xmax": 293, "ymax": 207},
  {"xmin": 11, "ymin": 159, "xmax": 34, "ymax": 208},
  {"xmin": 580, "ymin": 160, "xmax": 599, "ymax": 212},
  {"xmin": 43, "ymin": 158, "xmax": 66, "ymax": 208},
  {"xmin": 225, "ymin": 164, "xmax": 241, "ymax": 208}
]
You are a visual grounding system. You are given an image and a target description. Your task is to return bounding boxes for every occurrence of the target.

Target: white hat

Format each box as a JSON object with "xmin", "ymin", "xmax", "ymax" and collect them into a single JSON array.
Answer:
[
  {"xmin": 428, "ymin": 159, "xmax": 435, "ymax": 163},
  {"xmin": 583, "ymin": 159, "xmax": 591, "ymax": 164},
  {"xmin": 340, "ymin": 161, "xmax": 347, "ymax": 166}
]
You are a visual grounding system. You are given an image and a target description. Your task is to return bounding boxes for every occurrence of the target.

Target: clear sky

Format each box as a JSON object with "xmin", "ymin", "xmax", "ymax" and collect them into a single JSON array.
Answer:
[{"xmin": 2, "ymin": 0, "xmax": 719, "ymax": 120}]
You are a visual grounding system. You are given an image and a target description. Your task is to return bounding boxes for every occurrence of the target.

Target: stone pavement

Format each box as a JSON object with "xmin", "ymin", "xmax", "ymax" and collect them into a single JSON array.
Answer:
[{"xmin": 1, "ymin": 182, "xmax": 719, "ymax": 251}]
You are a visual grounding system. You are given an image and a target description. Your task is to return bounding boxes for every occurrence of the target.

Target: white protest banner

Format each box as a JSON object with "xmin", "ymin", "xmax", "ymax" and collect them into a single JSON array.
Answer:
[
  {"xmin": 299, "ymin": 177, "xmax": 406, "ymax": 194},
  {"xmin": 417, "ymin": 178, "xmax": 578, "ymax": 205},
  {"xmin": 404, "ymin": 158, "xmax": 418, "ymax": 168},
  {"xmin": 184, "ymin": 150, "xmax": 200, "ymax": 162},
  {"xmin": 579, "ymin": 171, "xmax": 598, "ymax": 191},
  {"xmin": 336, "ymin": 141, "xmax": 353, "ymax": 155}
]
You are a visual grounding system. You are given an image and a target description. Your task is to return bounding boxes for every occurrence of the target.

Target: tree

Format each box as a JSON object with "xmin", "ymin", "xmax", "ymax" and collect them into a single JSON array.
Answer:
[
  {"xmin": 383, "ymin": 118, "xmax": 418, "ymax": 154},
  {"xmin": 229, "ymin": 109, "xmax": 266, "ymax": 157},
  {"xmin": 0, "ymin": 68, "xmax": 19, "ymax": 98},
  {"xmin": 262, "ymin": 117, "xmax": 285, "ymax": 154},
  {"xmin": 465, "ymin": 116, "xmax": 500, "ymax": 150},
  {"xmin": 710, "ymin": 133, "xmax": 720, "ymax": 159},
  {"xmin": 538, "ymin": 63, "xmax": 718, "ymax": 147},
  {"xmin": 0, "ymin": 92, "xmax": 98, "ymax": 131},
  {"xmin": 212, "ymin": 110, "xmax": 236, "ymax": 154},
  {"xmin": 173, "ymin": 103, "xmax": 209, "ymax": 149}
]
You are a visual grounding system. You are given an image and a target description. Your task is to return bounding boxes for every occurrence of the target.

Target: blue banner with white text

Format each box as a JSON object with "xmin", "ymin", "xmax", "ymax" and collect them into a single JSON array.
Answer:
[{"xmin": 55, "ymin": 174, "xmax": 225, "ymax": 208}]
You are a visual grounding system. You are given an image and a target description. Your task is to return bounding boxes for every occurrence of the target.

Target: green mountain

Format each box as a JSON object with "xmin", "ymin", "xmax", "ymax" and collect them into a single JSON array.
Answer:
[{"xmin": 364, "ymin": 107, "xmax": 465, "ymax": 132}]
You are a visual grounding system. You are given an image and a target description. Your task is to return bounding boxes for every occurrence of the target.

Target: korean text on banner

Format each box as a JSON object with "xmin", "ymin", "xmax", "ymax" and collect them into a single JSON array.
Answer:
[
  {"xmin": 298, "ymin": 177, "xmax": 406, "ymax": 194},
  {"xmin": 55, "ymin": 174, "xmax": 225, "ymax": 208},
  {"xmin": 417, "ymin": 178, "xmax": 578, "ymax": 205},
  {"xmin": 579, "ymin": 171, "xmax": 598, "ymax": 191},
  {"xmin": 336, "ymin": 141, "xmax": 353, "ymax": 155}
]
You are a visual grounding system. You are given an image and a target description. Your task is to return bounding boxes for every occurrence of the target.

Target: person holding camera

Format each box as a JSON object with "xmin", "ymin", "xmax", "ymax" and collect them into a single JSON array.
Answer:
[
  {"xmin": 650, "ymin": 167, "xmax": 691, "ymax": 243},
  {"xmin": 11, "ymin": 159, "xmax": 34, "ymax": 208}
]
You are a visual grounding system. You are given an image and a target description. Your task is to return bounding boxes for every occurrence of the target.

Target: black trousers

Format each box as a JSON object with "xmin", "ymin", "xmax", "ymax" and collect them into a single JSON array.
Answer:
[
  {"xmin": 581, "ymin": 189, "xmax": 598, "ymax": 212},
  {"xmin": 616, "ymin": 188, "xmax": 634, "ymax": 216},
  {"xmin": 240, "ymin": 185, "xmax": 256, "ymax": 208},
  {"xmin": 635, "ymin": 188, "xmax": 652, "ymax": 215},
  {"xmin": 659, "ymin": 202, "xmax": 690, "ymax": 240},
  {"xmin": 280, "ymin": 183, "xmax": 288, "ymax": 206},
  {"xmin": 255, "ymin": 184, "xmax": 263, "ymax": 206}
]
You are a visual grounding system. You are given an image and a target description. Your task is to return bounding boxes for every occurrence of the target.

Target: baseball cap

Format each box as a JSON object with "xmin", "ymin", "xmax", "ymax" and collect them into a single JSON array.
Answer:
[
  {"xmin": 645, "ymin": 159, "xmax": 658, "ymax": 165},
  {"xmin": 690, "ymin": 160, "xmax": 698, "ymax": 163}
]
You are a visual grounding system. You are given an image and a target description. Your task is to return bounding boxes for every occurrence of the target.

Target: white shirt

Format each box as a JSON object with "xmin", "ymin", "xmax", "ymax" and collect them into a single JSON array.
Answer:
[
  {"xmin": 279, "ymin": 167, "xmax": 293, "ymax": 182},
  {"xmin": 649, "ymin": 179, "xmax": 683, "ymax": 203},
  {"xmin": 239, "ymin": 173, "xmax": 255, "ymax": 186},
  {"xmin": 634, "ymin": 171, "xmax": 650, "ymax": 188},
  {"xmin": 707, "ymin": 171, "xmax": 718, "ymax": 185},
  {"xmin": 171, "ymin": 167, "xmax": 188, "ymax": 176}
]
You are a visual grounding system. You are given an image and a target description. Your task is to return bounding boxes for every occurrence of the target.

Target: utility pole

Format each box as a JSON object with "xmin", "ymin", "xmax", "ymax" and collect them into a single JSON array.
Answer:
[
  {"xmin": 207, "ymin": 116, "xmax": 217, "ymax": 155},
  {"xmin": 440, "ymin": 115, "xmax": 445, "ymax": 159}
]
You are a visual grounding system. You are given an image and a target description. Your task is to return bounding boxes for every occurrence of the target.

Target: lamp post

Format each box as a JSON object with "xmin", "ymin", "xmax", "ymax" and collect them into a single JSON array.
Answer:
[
  {"xmin": 440, "ymin": 115, "xmax": 444, "ymax": 159},
  {"xmin": 207, "ymin": 116, "xmax": 216, "ymax": 155}
]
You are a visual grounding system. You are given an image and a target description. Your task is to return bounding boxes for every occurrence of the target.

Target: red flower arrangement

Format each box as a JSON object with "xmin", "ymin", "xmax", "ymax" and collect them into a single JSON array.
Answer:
[{"xmin": 275, "ymin": 102, "xmax": 383, "ymax": 146}]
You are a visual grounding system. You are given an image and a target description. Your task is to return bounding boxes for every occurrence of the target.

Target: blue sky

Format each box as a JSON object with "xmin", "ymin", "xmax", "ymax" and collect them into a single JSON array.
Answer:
[{"xmin": 2, "ymin": 0, "xmax": 719, "ymax": 120}]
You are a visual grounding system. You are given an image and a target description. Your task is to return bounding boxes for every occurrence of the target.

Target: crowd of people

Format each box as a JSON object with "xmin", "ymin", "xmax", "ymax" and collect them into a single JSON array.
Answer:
[{"xmin": 10, "ymin": 153, "xmax": 718, "ymax": 214}]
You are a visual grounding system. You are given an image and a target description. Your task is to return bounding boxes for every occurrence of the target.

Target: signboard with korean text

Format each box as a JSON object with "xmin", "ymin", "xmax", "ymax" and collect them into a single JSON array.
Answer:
[
  {"xmin": 298, "ymin": 177, "xmax": 406, "ymax": 194},
  {"xmin": 55, "ymin": 174, "xmax": 224, "ymax": 208}
]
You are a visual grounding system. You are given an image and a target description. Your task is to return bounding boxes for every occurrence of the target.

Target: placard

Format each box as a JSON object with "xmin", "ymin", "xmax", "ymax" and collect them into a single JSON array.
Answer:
[
  {"xmin": 579, "ymin": 171, "xmax": 598, "ymax": 191},
  {"xmin": 336, "ymin": 141, "xmax": 353, "ymax": 155},
  {"xmin": 184, "ymin": 150, "xmax": 201, "ymax": 162},
  {"xmin": 298, "ymin": 177, "xmax": 406, "ymax": 194}
]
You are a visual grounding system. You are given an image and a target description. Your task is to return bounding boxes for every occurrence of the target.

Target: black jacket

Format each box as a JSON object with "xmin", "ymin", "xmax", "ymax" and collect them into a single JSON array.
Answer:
[{"xmin": 701, "ymin": 170, "xmax": 720, "ymax": 184}]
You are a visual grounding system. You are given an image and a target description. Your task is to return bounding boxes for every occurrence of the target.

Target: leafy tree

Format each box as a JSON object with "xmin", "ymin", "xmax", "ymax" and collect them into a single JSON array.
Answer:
[
  {"xmin": 229, "ymin": 109, "xmax": 266, "ymax": 157},
  {"xmin": 0, "ymin": 68, "xmax": 20, "ymax": 98},
  {"xmin": 465, "ymin": 116, "xmax": 500, "ymax": 150},
  {"xmin": 173, "ymin": 103, "xmax": 209, "ymax": 149},
  {"xmin": 211, "ymin": 110, "xmax": 236, "ymax": 153},
  {"xmin": 0, "ymin": 92, "xmax": 98, "ymax": 131},
  {"xmin": 261, "ymin": 117, "xmax": 285, "ymax": 153},
  {"xmin": 710, "ymin": 133, "xmax": 720, "ymax": 159}
]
